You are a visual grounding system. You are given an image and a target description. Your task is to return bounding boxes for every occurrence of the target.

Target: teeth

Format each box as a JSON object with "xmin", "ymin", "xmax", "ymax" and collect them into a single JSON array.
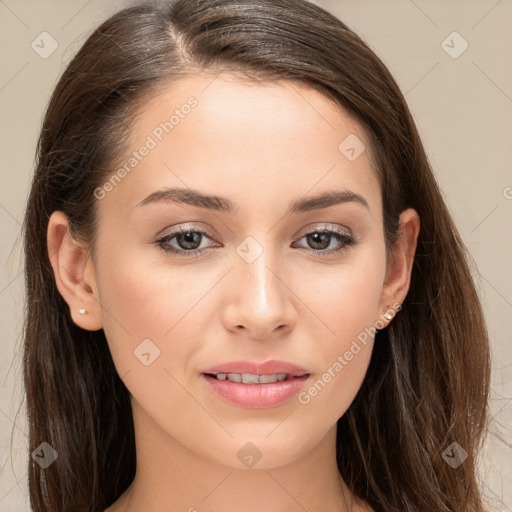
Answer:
[
  {"xmin": 241, "ymin": 373, "xmax": 260, "ymax": 383},
  {"xmin": 213, "ymin": 372, "xmax": 291, "ymax": 383},
  {"xmin": 259, "ymin": 374, "xmax": 279, "ymax": 383}
]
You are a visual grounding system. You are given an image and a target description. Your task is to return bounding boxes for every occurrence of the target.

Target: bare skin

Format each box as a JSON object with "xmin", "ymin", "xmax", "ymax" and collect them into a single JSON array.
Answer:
[{"xmin": 48, "ymin": 72, "xmax": 419, "ymax": 512}]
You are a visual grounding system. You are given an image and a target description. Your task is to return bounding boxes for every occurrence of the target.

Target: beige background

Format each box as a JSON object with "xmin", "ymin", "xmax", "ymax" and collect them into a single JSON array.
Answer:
[{"xmin": 0, "ymin": 1, "xmax": 511, "ymax": 510}]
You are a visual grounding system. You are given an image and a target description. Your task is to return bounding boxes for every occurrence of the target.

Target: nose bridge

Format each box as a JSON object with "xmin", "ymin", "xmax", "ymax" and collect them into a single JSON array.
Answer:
[
  {"xmin": 222, "ymin": 233, "xmax": 295, "ymax": 337},
  {"xmin": 238, "ymin": 235, "xmax": 285, "ymax": 310}
]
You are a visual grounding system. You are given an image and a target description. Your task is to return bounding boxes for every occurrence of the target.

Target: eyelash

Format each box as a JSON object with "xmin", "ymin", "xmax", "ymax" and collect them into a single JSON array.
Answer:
[{"xmin": 155, "ymin": 225, "xmax": 356, "ymax": 259}]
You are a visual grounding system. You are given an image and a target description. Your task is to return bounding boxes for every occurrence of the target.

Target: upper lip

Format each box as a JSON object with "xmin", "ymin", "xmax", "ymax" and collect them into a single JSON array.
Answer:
[{"xmin": 201, "ymin": 360, "xmax": 310, "ymax": 377}]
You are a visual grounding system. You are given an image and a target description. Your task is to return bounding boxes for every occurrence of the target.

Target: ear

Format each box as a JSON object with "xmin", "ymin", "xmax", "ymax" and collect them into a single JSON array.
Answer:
[
  {"xmin": 47, "ymin": 211, "xmax": 103, "ymax": 331},
  {"xmin": 377, "ymin": 208, "xmax": 420, "ymax": 326}
]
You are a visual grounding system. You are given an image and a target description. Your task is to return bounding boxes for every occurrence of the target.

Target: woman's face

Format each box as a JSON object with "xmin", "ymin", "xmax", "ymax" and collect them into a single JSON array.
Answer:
[{"xmin": 80, "ymin": 73, "xmax": 401, "ymax": 468}]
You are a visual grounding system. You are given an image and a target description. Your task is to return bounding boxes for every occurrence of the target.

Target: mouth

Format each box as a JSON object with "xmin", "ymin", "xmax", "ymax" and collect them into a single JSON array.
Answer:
[
  {"xmin": 203, "ymin": 372, "xmax": 309, "ymax": 384},
  {"xmin": 200, "ymin": 360, "xmax": 311, "ymax": 409},
  {"xmin": 201, "ymin": 373, "xmax": 310, "ymax": 409}
]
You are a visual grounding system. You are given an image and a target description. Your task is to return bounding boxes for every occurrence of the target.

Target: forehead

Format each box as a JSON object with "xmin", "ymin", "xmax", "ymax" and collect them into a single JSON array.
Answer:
[
  {"xmin": 101, "ymin": 72, "xmax": 381, "ymax": 217},
  {"xmin": 135, "ymin": 72, "xmax": 371, "ymax": 150}
]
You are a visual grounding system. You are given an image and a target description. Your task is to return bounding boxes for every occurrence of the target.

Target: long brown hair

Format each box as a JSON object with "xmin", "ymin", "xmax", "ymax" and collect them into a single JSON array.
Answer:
[{"xmin": 23, "ymin": 0, "xmax": 491, "ymax": 510}]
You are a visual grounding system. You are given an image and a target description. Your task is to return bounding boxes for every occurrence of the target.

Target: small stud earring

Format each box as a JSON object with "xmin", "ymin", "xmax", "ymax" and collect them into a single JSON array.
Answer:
[
  {"xmin": 79, "ymin": 308, "xmax": 86, "ymax": 315},
  {"xmin": 383, "ymin": 303, "xmax": 402, "ymax": 321}
]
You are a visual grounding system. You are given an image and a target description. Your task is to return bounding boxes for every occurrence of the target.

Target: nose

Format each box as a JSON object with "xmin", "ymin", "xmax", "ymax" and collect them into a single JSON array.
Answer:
[{"xmin": 220, "ymin": 248, "xmax": 297, "ymax": 340}]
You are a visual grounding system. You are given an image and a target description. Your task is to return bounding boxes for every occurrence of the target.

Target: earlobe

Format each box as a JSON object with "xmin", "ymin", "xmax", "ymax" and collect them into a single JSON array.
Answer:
[
  {"xmin": 47, "ymin": 211, "xmax": 103, "ymax": 331},
  {"xmin": 378, "ymin": 208, "xmax": 420, "ymax": 326}
]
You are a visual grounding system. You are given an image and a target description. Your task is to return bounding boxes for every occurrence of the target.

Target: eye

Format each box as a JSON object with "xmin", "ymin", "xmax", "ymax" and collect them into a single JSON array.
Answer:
[
  {"xmin": 156, "ymin": 227, "xmax": 217, "ymax": 258},
  {"xmin": 292, "ymin": 225, "xmax": 356, "ymax": 256},
  {"xmin": 155, "ymin": 224, "xmax": 356, "ymax": 258}
]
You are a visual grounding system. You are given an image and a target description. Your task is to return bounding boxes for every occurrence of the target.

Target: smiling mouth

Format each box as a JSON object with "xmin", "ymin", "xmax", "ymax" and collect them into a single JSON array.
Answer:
[
  {"xmin": 204, "ymin": 372, "xmax": 310, "ymax": 384},
  {"xmin": 201, "ymin": 369, "xmax": 311, "ymax": 408}
]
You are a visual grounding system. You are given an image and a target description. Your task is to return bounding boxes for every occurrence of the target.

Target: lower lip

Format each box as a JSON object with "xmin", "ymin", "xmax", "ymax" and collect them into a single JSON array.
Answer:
[{"xmin": 201, "ymin": 374, "xmax": 310, "ymax": 409}]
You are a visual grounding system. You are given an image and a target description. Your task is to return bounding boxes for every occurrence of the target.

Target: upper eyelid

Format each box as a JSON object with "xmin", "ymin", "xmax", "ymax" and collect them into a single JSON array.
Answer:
[
  {"xmin": 296, "ymin": 223, "xmax": 352, "ymax": 237},
  {"xmin": 156, "ymin": 223, "xmax": 214, "ymax": 239},
  {"xmin": 157, "ymin": 222, "xmax": 352, "ymax": 239}
]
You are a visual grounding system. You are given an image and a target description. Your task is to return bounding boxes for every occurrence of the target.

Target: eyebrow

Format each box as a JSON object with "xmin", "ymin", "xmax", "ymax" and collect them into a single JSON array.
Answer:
[{"xmin": 137, "ymin": 187, "xmax": 370, "ymax": 214}]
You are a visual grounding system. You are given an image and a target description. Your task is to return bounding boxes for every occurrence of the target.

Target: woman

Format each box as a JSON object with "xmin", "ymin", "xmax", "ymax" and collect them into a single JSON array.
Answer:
[{"xmin": 23, "ymin": 0, "xmax": 491, "ymax": 510}]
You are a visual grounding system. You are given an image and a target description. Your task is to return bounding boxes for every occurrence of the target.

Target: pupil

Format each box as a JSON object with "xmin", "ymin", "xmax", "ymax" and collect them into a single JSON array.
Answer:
[
  {"xmin": 309, "ymin": 232, "xmax": 329, "ymax": 249},
  {"xmin": 180, "ymin": 231, "xmax": 200, "ymax": 249}
]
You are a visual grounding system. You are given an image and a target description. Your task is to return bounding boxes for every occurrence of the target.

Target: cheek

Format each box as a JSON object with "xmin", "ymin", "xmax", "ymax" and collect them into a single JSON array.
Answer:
[
  {"xmin": 94, "ymin": 251, "xmax": 207, "ymax": 430},
  {"xmin": 94, "ymin": 242, "xmax": 228, "ymax": 393},
  {"xmin": 295, "ymin": 251, "xmax": 386, "ymax": 418},
  {"xmin": 92, "ymin": 245, "xmax": 181, "ymax": 372},
  {"xmin": 304, "ymin": 251, "xmax": 386, "ymax": 345}
]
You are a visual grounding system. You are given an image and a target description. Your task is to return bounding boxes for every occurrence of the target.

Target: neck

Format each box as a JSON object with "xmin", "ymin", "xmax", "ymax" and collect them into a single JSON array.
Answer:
[{"xmin": 110, "ymin": 399, "xmax": 362, "ymax": 512}]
